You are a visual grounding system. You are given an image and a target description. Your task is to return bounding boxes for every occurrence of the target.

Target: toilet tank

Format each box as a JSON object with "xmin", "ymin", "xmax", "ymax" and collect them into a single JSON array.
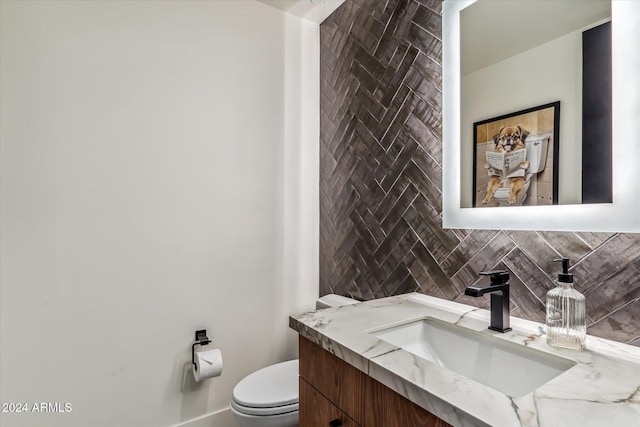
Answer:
[
  {"xmin": 525, "ymin": 136, "xmax": 549, "ymax": 174},
  {"xmin": 316, "ymin": 294, "xmax": 359, "ymax": 309}
]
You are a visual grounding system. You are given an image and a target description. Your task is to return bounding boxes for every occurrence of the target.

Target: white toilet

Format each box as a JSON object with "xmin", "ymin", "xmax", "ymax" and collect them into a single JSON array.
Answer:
[
  {"xmin": 230, "ymin": 294, "xmax": 358, "ymax": 427},
  {"xmin": 493, "ymin": 136, "xmax": 549, "ymax": 206}
]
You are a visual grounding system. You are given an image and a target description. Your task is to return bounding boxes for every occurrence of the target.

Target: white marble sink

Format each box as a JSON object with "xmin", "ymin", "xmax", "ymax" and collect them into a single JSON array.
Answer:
[{"xmin": 370, "ymin": 317, "xmax": 576, "ymax": 397}]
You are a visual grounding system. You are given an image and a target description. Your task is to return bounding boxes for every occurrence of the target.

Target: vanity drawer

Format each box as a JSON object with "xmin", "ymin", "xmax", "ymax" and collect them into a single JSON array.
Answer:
[
  {"xmin": 300, "ymin": 378, "xmax": 360, "ymax": 427},
  {"xmin": 299, "ymin": 336, "xmax": 366, "ymax": 423}
]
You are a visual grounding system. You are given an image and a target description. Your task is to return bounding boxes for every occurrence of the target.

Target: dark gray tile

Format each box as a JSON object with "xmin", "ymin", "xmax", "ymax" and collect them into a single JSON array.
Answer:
[
  {"xmin": 413, "ymin": 51, "xmax": 442, "ymax": 89},
  {"xmin": 404, "ymin": 197, "xmax": 460, "ymax": 264},
  {"xmin": 350, "ymin": 12, "xmax": 386, "ymax": 53},
  {"xmin": 575, "ymin": 232, "xmax": 616, "ymax": 249},
  {"xmin": 441, "ymin": 230, "xmax": 499, "ymax": 277},
  {"xmin": 380, "ymin": 263, "xmax": 412, "ymax": 297},
  {"xmin": 373, "ymin": 169, "xmax": 411, "ymax": 221},
  {"xmin": 412, "ymin": 97, "xmax": 442, "ymax": 133},
  {"xmin": 587, "ymin": 300, "xmax": 640, "ymax": 344},
  {"xmin": 413, "ymin": 0, "xmax": 442, "ymax": 14},
  {"xmin": 382, "ymin": 260, "xmax": 419, "ymax": 297},
  {"xmin": 408, "ymin": 22, "xmax": 441, "ymax": 63},
  {"xmin": 450, "ymin": 232, "xmax": 516, "ymax": 293},
  {"xmin": 412, "ymin": 145, "xmax": 442, "ymax": 189},
  {"xmin": 573, "ymin": 234, "xmax": 640, "ymax": 293},
  {"xmin": 381, "ymin": 185, "xmax": 419, "ymax": 234},
  {"xmin": 380, "ymin": 45, "xmax": 419, "ymax": 106},
  {"xmin": 505, "ymin": 231, "xmax": 558, "ymax": 278},
  {"xmin": 537, "ymin": 231, "xmax": 592, "ymax": 263},
  {"xmin": 504, "ymin": 263, "xmax": 547, "ymax": 323},
  {"xmin": 351, "ymin": 85, "xmax": 386, "ymax": 122},
  {"xmin": 584, "ymin": 259, "xmax": 640, "ymax": 322},
  {"xmin": 376, "ymin": 132, "xmax": 418, "ymax": 193},
  {"xmin": 404, "ymin": 66, "xmax": 442, "ymax": 111},
  {"xmin": 410, "ymin": 241, "xmax": 458, "ymax": 300},
  {"xmin": 377, "ymin": 224, "xmax": 419, "ymax": 279},
  {"xmin": 405, "ymin": 112, "xmax": 442, "ymax": 164},
  {"xmin": 412, "ymin": 4, "xmax": 441, "ymax": 38},
  {"xmin": 404, "ymin": 161, "xmax": 442, "ymax": 213},
  {"xmin": 373, "ymin": 217, "xmax": 411, "ymax": 264},
  {"xmin": 503, "ymin": 247, "xmax": 556, "ymax": 302}
]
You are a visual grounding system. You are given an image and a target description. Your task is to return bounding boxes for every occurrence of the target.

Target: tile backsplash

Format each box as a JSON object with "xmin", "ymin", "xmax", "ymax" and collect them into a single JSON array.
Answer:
[{"xmin": 318, "ymin": 0, "xmax": 640, "ymax": 346}]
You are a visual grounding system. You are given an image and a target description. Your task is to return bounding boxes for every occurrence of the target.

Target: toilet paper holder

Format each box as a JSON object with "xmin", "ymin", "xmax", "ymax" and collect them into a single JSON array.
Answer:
[{"xmin": 192, "ymin": 329, "xmax": 211, "ymax": 371}]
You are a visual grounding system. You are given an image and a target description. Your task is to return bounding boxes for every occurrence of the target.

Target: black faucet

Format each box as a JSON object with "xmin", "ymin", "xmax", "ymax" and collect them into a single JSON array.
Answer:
[{"xmin": 464, "ymin": 271, "xmax": 512, "ymax": 333}]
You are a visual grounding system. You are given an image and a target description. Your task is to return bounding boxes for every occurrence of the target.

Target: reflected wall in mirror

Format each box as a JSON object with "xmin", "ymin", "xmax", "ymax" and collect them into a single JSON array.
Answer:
[
  {"xmin": 442, "ymin": 0, "xmax": 640, "ymax": 232},
  {"xmin": 459, "ymin": 0, "xmax": 611, "ymax": 208}
]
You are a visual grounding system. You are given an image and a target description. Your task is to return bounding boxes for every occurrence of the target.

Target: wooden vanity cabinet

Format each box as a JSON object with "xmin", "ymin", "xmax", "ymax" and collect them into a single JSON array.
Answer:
[
  {"xmin": 363, "ymin": 376, "xmax": 452, "ymax": 427},
  {"xmin": 299, "ymin": 336, "xmax": 452, "ymax": 427},
  {"xmin": 298, "ymin": 334, "xmax": 366, "ymax": 425},
  {"xmin": 299, "ymin": 379, "xmax": 359, "ymax": 427}
]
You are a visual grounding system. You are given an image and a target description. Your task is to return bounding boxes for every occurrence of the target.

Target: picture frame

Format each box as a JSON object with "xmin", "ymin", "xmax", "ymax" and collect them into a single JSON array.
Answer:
[{"xmin": 472, "ymin": 101, "xmax": 560, "ymax": 208}]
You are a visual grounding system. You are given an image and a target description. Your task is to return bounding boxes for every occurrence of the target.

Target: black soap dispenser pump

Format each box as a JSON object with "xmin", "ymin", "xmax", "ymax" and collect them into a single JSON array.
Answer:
[{"xmin": 545, "ymin": 258, "xmax": 586, "ymax": 350}]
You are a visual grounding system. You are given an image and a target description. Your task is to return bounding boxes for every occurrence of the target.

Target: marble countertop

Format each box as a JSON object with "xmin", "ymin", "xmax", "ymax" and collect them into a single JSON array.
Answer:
[{"xmin": 289, "ymin": 293, "xmax": 640, "ymax": 427}]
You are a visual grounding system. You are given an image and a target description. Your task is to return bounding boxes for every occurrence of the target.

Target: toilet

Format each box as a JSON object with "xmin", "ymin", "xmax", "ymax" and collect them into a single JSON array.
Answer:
[
  {"xmin": 492, "ymin": 136, "xmax": 549, "ymax": 206},
  {"xmin": 230, "ymin": 294, "xmax": 358, "ymax": 427}
]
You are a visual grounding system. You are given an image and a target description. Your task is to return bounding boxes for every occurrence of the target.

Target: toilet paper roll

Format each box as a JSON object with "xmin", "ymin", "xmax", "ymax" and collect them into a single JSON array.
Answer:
[{"xmin": 192, "ymin": 348, "xmax": 223, "ymax": 382}]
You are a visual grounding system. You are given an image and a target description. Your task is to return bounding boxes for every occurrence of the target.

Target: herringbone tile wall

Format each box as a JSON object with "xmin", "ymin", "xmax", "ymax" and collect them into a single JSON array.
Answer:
[{"xmin": 319, "ymin": 0, "xmax": 640, "ymax": 346}]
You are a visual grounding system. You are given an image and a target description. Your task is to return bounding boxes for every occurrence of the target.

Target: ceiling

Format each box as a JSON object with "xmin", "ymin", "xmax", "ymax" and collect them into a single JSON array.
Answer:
[
  {"xmin": 255, "ymin": 0, "xmax": 345, "ymax": 24},
  {"xmin": 461, "ymin": 0, "xmax": 611, "ymax": 76}
]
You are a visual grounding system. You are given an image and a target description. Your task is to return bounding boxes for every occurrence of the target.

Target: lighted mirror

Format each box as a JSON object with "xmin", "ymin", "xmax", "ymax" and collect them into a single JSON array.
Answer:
[
  {"xmin": 462, "ymin": 0, "xmax": 611, "ymax": 207},
  {"xmin": 442, "ymin": 0, "xmax": 640, "ymax": 232}
]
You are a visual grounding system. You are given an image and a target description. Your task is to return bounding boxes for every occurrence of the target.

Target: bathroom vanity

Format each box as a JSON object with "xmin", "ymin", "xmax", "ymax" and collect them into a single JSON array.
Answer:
[{"xmin": 290, "ymin": 293, "xmax": 640, "ymax": 427}]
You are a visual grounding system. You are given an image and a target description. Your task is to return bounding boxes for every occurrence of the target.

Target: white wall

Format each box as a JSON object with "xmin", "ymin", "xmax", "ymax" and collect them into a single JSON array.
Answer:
[
  {"xmin": 0, "ymin": 1, "xmax": 319, "ymax": 426},
  {"xmin": 461, "ymin": 26, "xmax": 590, "ymax": 206},
  {"xmin": 280, "ymin": 13, "xmax": 321, "ymax": 357}
]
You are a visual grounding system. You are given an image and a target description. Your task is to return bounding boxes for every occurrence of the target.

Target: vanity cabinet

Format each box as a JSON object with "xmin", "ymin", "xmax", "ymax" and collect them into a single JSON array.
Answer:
[
  {"xmin": 299, "ymin": 336, "xmax": 452, "ymax": 427},
  {"xmin": 299, "ymin": 334, "xmax": 366, "ymax": 425},
  {"xmin": 363, "ymin": 376, "xmax": 452, "ymax": 427},
  {"xmin": 299, "ymin": 379, "xmax": 359, "ymax": 427}
]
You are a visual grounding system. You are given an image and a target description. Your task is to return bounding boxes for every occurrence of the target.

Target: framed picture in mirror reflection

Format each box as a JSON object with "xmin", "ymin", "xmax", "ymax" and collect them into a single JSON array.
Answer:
[{"xmin": 472, "ymin": 102, "xmax": 560, "ymax": 208}]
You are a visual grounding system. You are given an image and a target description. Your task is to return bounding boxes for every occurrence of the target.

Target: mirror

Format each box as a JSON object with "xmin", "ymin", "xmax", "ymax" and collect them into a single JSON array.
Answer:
[
  {"xmin": 461, "ymin": 0, "xmax": 611, "ymax": 208},
  {"xmin": 442, "ymin": 0, "xmax": 640, "ymax": 232}
]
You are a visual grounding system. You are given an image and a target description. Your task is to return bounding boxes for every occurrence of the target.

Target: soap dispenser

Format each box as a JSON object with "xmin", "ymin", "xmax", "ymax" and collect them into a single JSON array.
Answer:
[{"xmin": 546, "ymin": 258, "xmax": 586, "ymax": 350}]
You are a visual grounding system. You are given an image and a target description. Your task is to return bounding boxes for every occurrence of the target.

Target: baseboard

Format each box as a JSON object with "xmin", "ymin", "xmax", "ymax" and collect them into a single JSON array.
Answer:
[{"xmin": 174, "ymin": 407, "xmax": 236, "ymax": 427}]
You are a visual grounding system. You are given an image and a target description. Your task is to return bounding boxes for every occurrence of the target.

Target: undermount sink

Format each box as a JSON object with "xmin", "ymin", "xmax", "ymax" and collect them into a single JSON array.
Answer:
[{"xmin": 371, "ymin": 318, "xmax": 576, "ymax": 397}]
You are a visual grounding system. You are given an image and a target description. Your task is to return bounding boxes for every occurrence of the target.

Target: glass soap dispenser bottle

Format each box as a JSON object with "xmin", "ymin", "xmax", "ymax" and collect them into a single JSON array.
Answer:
[{"xmin": 546, "ymin": 258, "xmax": 586, "ymax": 350}]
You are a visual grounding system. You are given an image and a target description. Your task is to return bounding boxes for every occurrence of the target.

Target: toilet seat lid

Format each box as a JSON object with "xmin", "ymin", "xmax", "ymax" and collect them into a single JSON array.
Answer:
[{"xmin": 232, "ymin": 359, "xmax": 299, "ymax": 408}]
